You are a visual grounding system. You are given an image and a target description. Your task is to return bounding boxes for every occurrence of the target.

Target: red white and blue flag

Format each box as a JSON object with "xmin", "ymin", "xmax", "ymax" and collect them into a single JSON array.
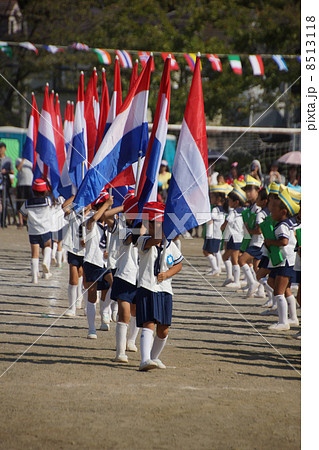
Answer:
[
  {"xmin": 136, "ymin": 56, "xmax": 171, "ymax": 213},
  {"xmin": 73, "ymin": 56, "xmax": 153, "ymax": 211},
  {"xmin": 34, "ymin": 84, "xmax": 61, "ymax": 198},
  {"xmin": 63, "ymin": 101, "xmax": 74, "ymax": 153},
  {"xmin": 129, "ymin": 59, "xmax": 139, "ymax": 92},
  {"xmin": 95, "ymin": 68, "xmax": 110, "ymax": 151},
  {"xmin": 69, "ymin": 72, "xmax": 88, "ymax": 190},
  {"xmin": 163, "ymin": 55, "xmax": 211, "ymax": 240},
  {"xmin": 58, "ymin": 102, "xmax": 75, "ymax": 199},
  {"xmin": 22, "ymin": 92, "xmax": 39, "ymax": 170},
  {"xmin": 85, "ymin": 68, "xmax": 99, "ymax": 164},
  {"xmin": 138, "ymin": 51, "xmax": 155, "ymax": 72},
  {"xmin": 115, "ymin": 50, "xmax": 133, "ymax": 69},
  {"xmin": 54, "ymin": 94, "xmax": 66, "ymax": 173},
  {"xmin": 103, "ymin": 56, "xmax": 122, "ymax": 138}
]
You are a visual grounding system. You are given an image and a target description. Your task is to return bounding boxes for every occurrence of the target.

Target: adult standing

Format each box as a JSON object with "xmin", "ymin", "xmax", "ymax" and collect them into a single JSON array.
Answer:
[
  {"xmin": 15, "ymin": 157, "xmax": 34, "ymax": 228},
  {"xmin": 0, "ymin": 142, "xmax": 14, "ymax": 227},
  {"xmin": 250, "ymin": 159, "xmax": 264, "ymax": 185},
  {"xmin": 264, "ymin": 161, "xmax": 285, "ymax": 186}
]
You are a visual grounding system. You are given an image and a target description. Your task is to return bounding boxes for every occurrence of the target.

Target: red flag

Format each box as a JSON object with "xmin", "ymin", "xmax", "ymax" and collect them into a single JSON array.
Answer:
[
  {"xmin": 162, "ymin": 52, "xmax": 179, "ymax": 71},
  {"xmin": 96, "ymin": 68, "xmax": 110, "ymax": 151},
  {"xmin": 85, "ymin": 68, "xmax": 99, "ymax": 164},
  {"xmin": 207, "ymin": 54, "xmax": 222, "ymax": 72},
  {"xmin": 22, "ymin": 93, "xmax": 40, "ymax": 171},
  {"xmin": 129, "ymin": 59, "xmax": 139, "ymax": 92},
  {"xmin": 138, "ymin": 51, "xmax": 155, "ymax": 72},
  {"xmin": 54, "ymin": 94, "xmax": 66, "ymax": 173}
]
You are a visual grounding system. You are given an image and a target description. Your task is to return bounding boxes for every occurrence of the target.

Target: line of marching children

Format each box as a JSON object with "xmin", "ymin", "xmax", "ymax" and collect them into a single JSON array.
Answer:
[
  {"xmin": 203, "ymin": 175, "xmax": 301, "ymax": 336},
  {"xmin": 20, "ymin": 179, "xmax": 183, "ymax": 371}
]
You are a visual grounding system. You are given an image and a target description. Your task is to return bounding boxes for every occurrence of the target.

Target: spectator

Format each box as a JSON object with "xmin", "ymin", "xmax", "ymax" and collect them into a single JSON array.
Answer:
[
  {"xmin": 158, "ymin": 160, "xmax": 171, "ymax": 202},
  {"xmin": 225, "ymin": 161, "xmax": 245, "ymax": 186},
  {"xmin": 250, "ymin": 159, "xmax": 264, "ymax": 185},
  {"xmin": 264, "ymin": 161, "xmax": 285, "ymax": 186},
  {"xmin": 286, "ymin": 165, "xmax": 300, "ymax": 187},
  {"xmin": 0, "ymin": 142, "xmax": 14, "ymax": 227},
  {"xmin": 208, "ymin": 166, "xmax": 219, "ymax": 186},
  {"xmin": 15, "ymin": 158, "xmax": 34, "ymax": 228}
]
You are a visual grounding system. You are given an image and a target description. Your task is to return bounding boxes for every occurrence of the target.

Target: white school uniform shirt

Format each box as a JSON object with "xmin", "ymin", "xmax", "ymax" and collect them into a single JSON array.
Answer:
[
  {"xmin": 51, "ymin": 196, "xmax": 67, "ymax": 233},
  {"xmin": 137, "ymin": 236, "xmax": 183, "ymax": 295},
  {"xmin": 223, "ymin": 207, "xmax": 233, "ymax": 242},
  {"xmin": 63, "ymin": 209, "xmax": 92, "ymax": 257},
  {"xmin": 107, "ymin": 213, "xmax": 126, "ymax": 270},
  {"xmin": 206, "ymin": 206, "xmax": 226, "ymax": 240},
  {"xmin": 84, "ymin": 220, "xmax": 108, "ymax": 268},
  {"xmin": 114, "ymin": 227, "xmax": 139, "ymax": 286},
  {"xmin": 225, "ymin": 207, "xmax": 245, "ymax": 243},
  {"xmin": 251, "ymin": 207, "xmax": 270, "ymax": 248},
  {"xmin": 268, "ymin": 218, "xmax": 297, "ymax": 268},
  {"xmin": 20, "ymin": 196, "xmax": 53, "ymax": 235}
]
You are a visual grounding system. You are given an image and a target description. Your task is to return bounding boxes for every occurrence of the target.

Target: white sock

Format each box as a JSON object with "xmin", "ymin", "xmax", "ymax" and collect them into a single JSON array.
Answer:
[
  {"xmin": 77, "ymin": 276, "xmax": 83, "ymax": 308},
  {"xmin": 250, "ymin": 266, "xmax": 257, "ymax": 281},
  {"xmin": 275, "ymin": 294, "xmax": 288, "ymax": 324},
  {"xmin": 127, "ymin": 316, "xmax": 139, "ymax": 345},
  {"xmin": 256, "ymin": 283, "xmax": 265, "ymax": 296},
  {"xmin": 31, "ymin": 258, "xmax": 39, "ymax": 283},
  {"xmin": 104, "ymin": 288, "xmax": 112, "ymax": 309},
  {"xmin": 43, "ymin": 247, "xmax": 51, "ymax": 272},
  {"xmin": 68, "ymin": 284, "xmax": 77, "ymax": 314},
  {"xmin": 56, "ymin": 250, "xmax": 63, "ymax": 267},
  {"xmin": 151, "ymin": 335, "xmax": 168, "ymax": 361},
  {"xmin": 140, "ymin": 328, "xmax": 154, "ymax": 363},
  {"xmin": 83, "ymin": 290, "xmax": 88, "ymax": 315},
  {"xmin": 232, "ymin": 265, "xmax": 240, "ymax": 284},
  {"xmin": 99, "ymin": 298, "xmax": 109, "ymax": 322},
  {"xmin": 286, "ymin": 294, "xmax": 298, "ymax": 321},
  {"xmin": 262, "ymin": 279, "xmax": 274, "ymax": 297},
  {"xmin": 242, "ymin": 264, "xmax": 255, "ymax": 287},
  {"xmin": 87, "ymin": 301, "xmax": 96, "ymax": 333},
  {"xmin": 116, "ymin": 322, "xmax": 128, "ymax": 357},
  {"xmin": 271, "ymin": 293, "xmax": 277, "ymax": 310},
  {"xmin": 216, "ymin": 252, "xmax": 223, "ymax": 270},
  {"xmin": 224, "ymin": 259, "xmax": 232, "ymax": 279},
  {"xmin": 52, "ymin": 242, "xmax": 58, "ymax": 260},
  {"xmin": 62, "ymin": 249, "xmax": 67, "ymax": 262},
  {"xmin": 207, "ymin": 254, "xmax": 218, "ymax": 272}
]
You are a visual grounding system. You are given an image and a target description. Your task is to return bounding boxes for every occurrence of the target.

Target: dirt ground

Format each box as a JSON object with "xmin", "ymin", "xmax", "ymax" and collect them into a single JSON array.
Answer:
[{"xmin": 0, "ymin": 226, "xmax": 300, "ymax": 450}]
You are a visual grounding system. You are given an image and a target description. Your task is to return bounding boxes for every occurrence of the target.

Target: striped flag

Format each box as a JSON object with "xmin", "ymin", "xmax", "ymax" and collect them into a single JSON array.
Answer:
[
  {"xmin": 34, "ymin": 84, "xmax": 61, "ymax": 197},
  {"xmin": 162, "ymin": 53, "xmax": 179, "ymax": 70},
  {"xmin": 115, "ymin": 50, "xmax": 133, "ymax": 69},
  {"xmin": 54, "ymin": 94, "xmax": 66, "ymax": 173},
  {"xmin": 184, "ymin": 53, "xmax": 197, "ymax": 72},
  {"xmin": 85, "ymin": 68, "xmax": 99, "ymax": 164},
  {"xmin": 63, "ymin": 101, "xmax": 74, "ymax": 153},
  {"xmin": 92, "ymin": 48, "xmax": 111, "ymax": 65},
  {"xmin": 103, "ymin": 56, "xmax": 122, "ymax": 137},
  {"xmin": 249, "ymin": 55, "xmax": 264, "ymax": 76},
  {"xmin": 136, "ymin": 56, "xmax": 171, "ymax": 212},
  {"xmin": 163, "ymin": 55, "xmax": 210, "ymax": 240},
  {"xmin": 22, "ymin": 93, "xmax": 39, "ymax": 170},
  {"xmin": 43, "ymin": 45, "xmax": 63, "ymax": 54},
  {"xmin": 138, "ymin": 51, "xmax": 155, "ymax": 71},
  {"xmin": 19, "ymin": 42, "xmax": 38, "ymax": 54},
  {"xmin": 69, "ymin": 72, "xmax": 88, "ymax": 190},
  {"xmin": 272, "ymin": 55, "xmax": 288, "ymax": 71},
  {"xmin": 95, "ymin": 68, "xmax": 110, "ymax": 151},
  {"xmin": 207, "ymin": 54, "xmax": 222, "ymax": 72},
  {"xmin": 129, "ymin": 59, "xmax": 139, "ymax": 92},
  {"xmin": 73, "ymin": 56, "xmax": 152, "ymax": 211},
  {"xmin": 71, "ymin": 42, "xmax": 89, "ymax": 51},
  {"xmin": 58, "ymin": 102, "xmax": 75, "ymax": 199},
  {"xmin": 228, "ymin": 55, "xmax": 242, "ymax": 74}
]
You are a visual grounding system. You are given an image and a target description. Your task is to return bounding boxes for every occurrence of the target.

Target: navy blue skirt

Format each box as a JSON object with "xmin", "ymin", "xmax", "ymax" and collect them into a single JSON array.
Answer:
[
  {"xmin": 203, "ymin": 238, "xmax": 220, "ymax": 254},
  {"xmin": 29, "ymin": 232, "xmax": 52, "ymax": 248},
  {"xmin": 227, "ymin": 236, "xmax": 241, "ymax": 250},
  {"xmin": 259, "ymin": 255, "xmax": 269, "ymax": 269},
  {"xmin": 269, "ymin": 262, "xmax": 295, "ymax": 279},
  {"xmin": 246, "ymin": 245, "xmax": 263, "ymax": 260},
  {"xmin": 295, "ymin": 270, "xmax": 301, "ymax": 284},
  {"xmin": 67, "ymin": 251, "xmax": 84, "ymax": 268},
  {"xmin": 111, "ymin": 276, "xmax": 137, "ymax": 303},
  {"xmin": 135, "ymin": 287, "xmax": 173, "ymax": 328},
  {"xmin": 83, "ymin": 261, "xmax": 109, "ymax": 286}
]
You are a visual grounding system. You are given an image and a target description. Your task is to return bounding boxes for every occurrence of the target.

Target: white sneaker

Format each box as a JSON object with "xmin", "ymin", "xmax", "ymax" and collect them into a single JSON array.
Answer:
[
  {"xmin": 226, "ymin": 282, "xmax": 241, "ymax": 289},
  {"xmin": 139, "ymin": 359, "xmax": 157, "ymax": 371},
  {"xmin": 42, "ymin": 262, "xmax": 50, "ymax": 274},
  {"xmin": 206, "ymin": 270, "xmax": 221, "ymax": 276},
  {"xmin": 261, "ymin": 299, "xmax": 273, "ymax": 308},
  {"xmin": 42, "ymin": 272, "xmax": 52, "ymax": 279},
  {"xmin": 288, "ymin": 318, "xmax": 299, "ymax": 327},
  {"xmin": 100, "ymin": 323, "xmax": 110, "ymax": 331},
  {"xmin": 87, "ymin": 331, "xmax": 97, "ymax": 339},
  {"xmin": 153, "ymin": 359, "xmax": 166, "ymax": 369},
  {"xmin": 31, "ymin": 276, "xmax": 38, "ymax": 284},
  {"xmin": 127, "ymin": 341, "xmax": 138, "ymax": 352},
  {"xmin": 65, "ymin": 310, "xmax": 76, "ymax": 317},
  {"xmin": 222, "ymin": 278, "xmax": 234, "ymax": 287},
  {"xmin": 246, "ymin": 282, "xmax": 259, "ymax": 298},
  {"xmin": 115, "ymin": 354, "xmax": 128, "ymax": 363},
  {"xmin": 268, "ymin": 322, "xmax": 290, "ymax": 331}
]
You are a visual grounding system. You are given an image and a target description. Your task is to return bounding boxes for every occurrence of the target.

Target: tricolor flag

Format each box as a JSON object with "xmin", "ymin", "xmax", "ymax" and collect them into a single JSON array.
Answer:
[
  {"xmin": 92, "ymin": 48, "xmax": 111, "ymax": 65},
  {"xmin": 19, "ymin": 42, "xmax": 38, "ymax": 54},
  {"xmin": 73, "ymin": 55, "xmax": 152, "ymax": 211},
  {"xmin": 69, "ymin": 72, "xmax": 88, "ymax": 190},
  {"xmin": 184, "ymin": 53, "xmax": 197, "ymax": 72},
  {"xmin": 22, "ymin": 92, "xmax": 39, "ymax": 170},
  {"xmin": 34, "ymin": 84, "xmax": 61, "ymax": 197},
  {"xmin": 207, "ymin": 54, "xmax": 222, "ymax": 72},
  {"xmin": 129, "ymin": 60, "xmax": 139, "ymax": 92},
  {"xmin": 0, "ymin": 42, "xmax": 12, "ymax": 57},
  {"xmin": 138, "ymin": 51, "xmax": 155, "ymax": 71},
  {"xmin": 249, "ymin": 55, "xmax": 264, "ymax": 76},
  {"xmin": 162, "ymin": 53, "xmax": 179, "ymax": 71},
  {"xmin": 163, "ymin": 55, "xmax": 210, "ymax": 240},
  {"xmin": 228, "ymin": 55, "xmax": 242, "ymax": 74},
  {"xmin": 136, "ymin": 56, "xmax": 171, "ymax": 212},
  {"xmin": 58, "ymin": 102, "xmax": 75, "ymax": 199},
  {"xmin": 103, "ymin": 56, "xmax": 122, "ymax": 137},
  {"xmin": 272, "ymin": 55, "xmax": 288, "ymax": 71},
  {"xmin": 115, "ymin": 50, "xmax": 133, "ymax": 69},
  {"xmin": 43, "ymin": 45, "xmax": 63, "ymax": 54},
  {"xmin": 54, "ymin": 94, "xmax": 66, "ymax": 173},
  {"xmin": 95, "ymin": 68, "xmax": 110, "ymax": 151},
  {"xmin": 71, "ymin": 42, "xmax": 89, "ymax": 51},
  {"xmin": 85, "ymin": 68, "xmax": 99, "ymax": 164},
  {"xmin": 63, "ymin": 101, "xmax": 74, "ymax": 153}
]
